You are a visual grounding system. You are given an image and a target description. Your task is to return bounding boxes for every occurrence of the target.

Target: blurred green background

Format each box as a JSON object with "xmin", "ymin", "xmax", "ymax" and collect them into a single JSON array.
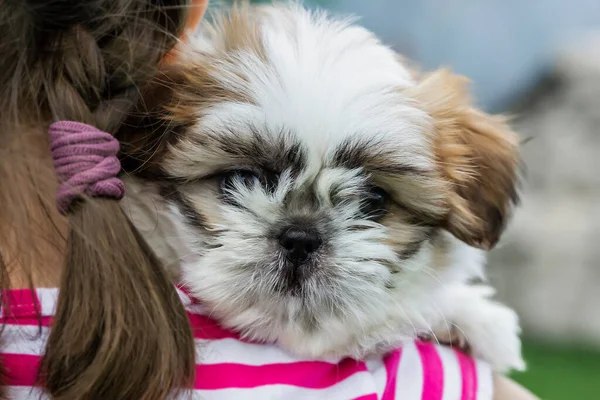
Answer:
[
  {"xmin": 514, "ymin": 341, "xmax": 600, "ymax": 399},
  {"xmin": 218, "ymin": 1, "xmax": 600, "ymax": 398}
]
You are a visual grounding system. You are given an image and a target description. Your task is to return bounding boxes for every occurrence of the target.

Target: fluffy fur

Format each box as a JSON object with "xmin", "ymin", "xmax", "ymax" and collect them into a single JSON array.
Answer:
[{"xmin": 120, "ymin": 2, "xmax": 524, "ymax": 372}]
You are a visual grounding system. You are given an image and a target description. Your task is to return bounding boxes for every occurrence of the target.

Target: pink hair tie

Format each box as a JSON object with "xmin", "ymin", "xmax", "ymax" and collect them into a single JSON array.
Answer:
[{"xmin": 49, "ymin": 121, "xmax": 125, "ymax": 215}]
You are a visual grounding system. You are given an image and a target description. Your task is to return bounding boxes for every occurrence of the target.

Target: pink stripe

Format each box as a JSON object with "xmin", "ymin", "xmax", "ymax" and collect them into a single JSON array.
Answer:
[
  {"xmin": 0, "ymin": 316, "xmax": 53, "ymax": 327},
  {"xmin": 3, "ymin": 353, "xmax": 368, "ymax": 391},
  {"xmin": 194, "ymin": 358, "xmax": 367, "ymax": 390},
  {"xmin": 2, "ymin": 353, "xmax": 40, "ymax": 386},
  {"xmin": 381, "ymin": 349, "xmax": 402, "ymax": 400},
  {"xmin": 354, "ymin": 395, "xmax": 378, "ymax": 400},
  {"xmin": 416, "ymin": 341, "xmax": 444, "ymax": 400},
  {"xmin": 187, "ymin": 313, "xmax": 241, "ymax": 340},
  {"xmin": 2, "ymin": 290, "xmax": 41, "ymax": 318},
  {"xmin": 455, "ymin": 350, "xmax": 478, "ymax": 400}
]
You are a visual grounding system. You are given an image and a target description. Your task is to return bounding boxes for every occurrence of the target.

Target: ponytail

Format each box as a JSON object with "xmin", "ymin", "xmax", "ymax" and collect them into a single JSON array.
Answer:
[
  {"xmin": 0, "ymin": 1, "xmax": 196, "ymax": 398},
  {"xmin": 42, "ymin": 122, "xmax": 195, "ymax": 398}
]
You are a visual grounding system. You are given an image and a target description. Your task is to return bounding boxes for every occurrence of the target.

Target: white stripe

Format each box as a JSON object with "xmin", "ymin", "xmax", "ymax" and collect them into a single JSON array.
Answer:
[
  {"xmin": 1, "ymin": 325, "xmax": 48, "ymax": 356},
  {"xmin": 36, "ymin": 288, "xmax": 58, "ymax": 316},
  {"xmin": 438, "ymin": 346, "xmax": 462, "ymax": 400},
  {"xmin": 176, "ymin": 288, "xmax": 193, "ymax": 307},
  {"xmin": 195, "ymin": 337, "xmax": 311, "ymax": 366},
  {"xmin": 6, "ymin": 386, "xmax": 48, "ymax": 399},
  {"xmin": 186, "ymin": 303, "xmax": 209, "ymax": 315},
  {"xmin": 6, "ymin": 373, "xmax": 381, "ymax": 400},
  {"xmin": 365, "ymin": 357, "xmax": 387, "ymax": 399},
  {"xmin": 475, "ymin": 359, "xmax": 493, "ymax": 400},
  {"xmin": 187, "ymin": 371, "xmax": 377, "ymax": 400},
  {"xmin": 394, "ymin": 341, "xmax": 423, "ymax": 400}
]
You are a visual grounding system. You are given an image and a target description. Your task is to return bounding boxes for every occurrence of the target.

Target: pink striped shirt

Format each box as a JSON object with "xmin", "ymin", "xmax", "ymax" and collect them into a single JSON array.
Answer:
[{"xmin": 0, "ymin": 288, "xmax": 493, "ymax": 399}]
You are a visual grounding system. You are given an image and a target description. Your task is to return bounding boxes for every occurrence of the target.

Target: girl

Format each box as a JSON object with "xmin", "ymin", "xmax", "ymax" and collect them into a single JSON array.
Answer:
[{"xmin": 0, "ymin": 0, "xmax": 537, "ymax": 398}]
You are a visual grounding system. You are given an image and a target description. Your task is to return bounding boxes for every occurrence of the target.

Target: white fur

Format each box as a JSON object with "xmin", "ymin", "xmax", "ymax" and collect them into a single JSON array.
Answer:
[
  {"xmin": 125, "ymin": 3, "xmax": 524, "ymax": 373},
  {"xmin": 171, "ymin": 4, "xmax": 434, "ymax": 180}
]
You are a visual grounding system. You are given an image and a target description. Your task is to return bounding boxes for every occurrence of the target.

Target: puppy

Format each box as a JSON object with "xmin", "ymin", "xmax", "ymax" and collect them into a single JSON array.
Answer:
[{"xmin": 120, "ymin": 3, "xmax": 525, "ymax": 373}]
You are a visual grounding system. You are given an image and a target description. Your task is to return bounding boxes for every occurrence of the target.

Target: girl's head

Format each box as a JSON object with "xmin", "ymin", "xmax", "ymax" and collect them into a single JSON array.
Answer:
[{"xmin": 0, "ymin": 0, "xmax": 206, "ymax": 397}]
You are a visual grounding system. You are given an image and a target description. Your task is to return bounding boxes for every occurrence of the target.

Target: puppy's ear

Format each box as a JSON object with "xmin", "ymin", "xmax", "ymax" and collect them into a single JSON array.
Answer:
[{"xmin": 409, "ymin": 69, "xmax": 520, "ymax": 250}]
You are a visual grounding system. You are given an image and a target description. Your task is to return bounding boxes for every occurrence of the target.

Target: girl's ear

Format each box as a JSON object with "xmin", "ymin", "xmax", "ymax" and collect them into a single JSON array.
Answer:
[
  {"xmin": 409, "ymin": 69, "xmax": 521, "ymax": 250},
  {"xmin": 162, "ymin": 0, "xmax": 209, "ymax": 65}
]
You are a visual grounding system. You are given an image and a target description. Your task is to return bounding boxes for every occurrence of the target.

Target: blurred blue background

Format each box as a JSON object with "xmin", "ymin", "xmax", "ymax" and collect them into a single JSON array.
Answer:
[
  {"xmin": 321, "ymin": 0, "xmax": 600, "ymax": 112},
  {"xmin": 219, "ymin": 1, "xmax": 600, "ymax": 398}
]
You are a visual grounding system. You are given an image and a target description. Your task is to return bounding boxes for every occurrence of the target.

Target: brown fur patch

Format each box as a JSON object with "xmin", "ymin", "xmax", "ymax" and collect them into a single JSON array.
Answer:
[
  {"xmin": 181, "ymin": 182, "xmax": 225, "ymax": 230},
  {"xmin": 332, "ymin": 139, "xmax": 431, "ymax": 176},
  {"xmin": 380, "ymin": 204, "xmax": 435, "ymax": 269},
  {"xmin": 207, "ymin": 2, "xmax": 268, "ymax": 61},
  {"xmin": 118, "ymin": 3, "xmax": 277, "ymax": 180},
  {"xmin": 407, "ymin": 69, "xmax": 520, "ymax": 250},
  {"xmin": 331, "ymin": 138, "xmax": 449, "ymax": 221},
  {"xmin": 118, "ymin": 54, "xmax": 251, "ymax": 179}
]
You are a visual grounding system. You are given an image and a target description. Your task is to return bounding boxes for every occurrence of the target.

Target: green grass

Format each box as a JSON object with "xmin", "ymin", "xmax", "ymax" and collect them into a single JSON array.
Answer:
[{"xmin": 511, "ymin": 341, "xmax": 600, "ymax": 400}]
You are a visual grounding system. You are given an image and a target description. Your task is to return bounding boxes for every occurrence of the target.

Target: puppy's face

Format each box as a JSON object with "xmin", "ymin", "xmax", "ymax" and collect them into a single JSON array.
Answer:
[{"xmin": 121, "ymin": 4, "xmax": 520, "ymax": 358}]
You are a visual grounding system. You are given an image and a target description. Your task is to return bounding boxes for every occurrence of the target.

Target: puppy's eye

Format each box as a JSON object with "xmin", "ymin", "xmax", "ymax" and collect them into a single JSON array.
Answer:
[
  {"xmin": 360, "ymin": 186, "xmax": 389, "ymax": 220},
  {"xmin": 219, "ymin": 170, "xmax": 261, "ymax": 200}
]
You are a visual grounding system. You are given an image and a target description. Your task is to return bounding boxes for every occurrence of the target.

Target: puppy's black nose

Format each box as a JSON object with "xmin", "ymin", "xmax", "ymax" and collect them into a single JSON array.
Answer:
[{"xmin": 278, "ymin": 227, "xmax": 322, "ymax": 263}]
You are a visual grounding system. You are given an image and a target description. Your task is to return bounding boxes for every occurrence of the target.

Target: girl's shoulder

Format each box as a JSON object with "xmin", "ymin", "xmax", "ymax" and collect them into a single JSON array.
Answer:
[{"xmin": 0, "ymin": 287, "xmax": 494, "ymax": 399}]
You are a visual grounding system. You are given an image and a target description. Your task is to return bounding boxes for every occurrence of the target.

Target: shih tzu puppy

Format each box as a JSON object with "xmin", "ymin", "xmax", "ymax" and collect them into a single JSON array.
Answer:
[{"xmin": 120, "ymin": 2, "xmax": 525, "ymax": 373}]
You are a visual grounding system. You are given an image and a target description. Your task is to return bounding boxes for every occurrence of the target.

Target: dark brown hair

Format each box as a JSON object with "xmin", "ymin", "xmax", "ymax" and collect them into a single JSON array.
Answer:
[{"xmin": 0, "ymin": 0, "xmax": 196, "ymax": 398}]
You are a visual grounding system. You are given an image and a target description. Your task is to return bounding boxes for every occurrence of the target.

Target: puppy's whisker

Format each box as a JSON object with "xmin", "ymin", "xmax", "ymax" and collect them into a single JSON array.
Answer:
[
  {"xmin": 388, "ymin": 297, "xmax": 420, "ymax": 339},
  {"xmin": 419, "ymin": 266, "xmax": 445, "ymax": 286},
  {"xmin": 427, "ymin": 298, "xmax": 453, "ymax": 347}
]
